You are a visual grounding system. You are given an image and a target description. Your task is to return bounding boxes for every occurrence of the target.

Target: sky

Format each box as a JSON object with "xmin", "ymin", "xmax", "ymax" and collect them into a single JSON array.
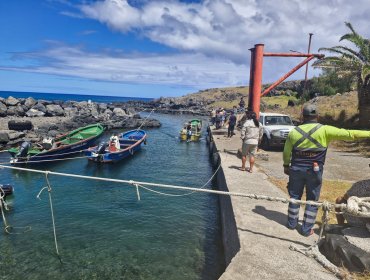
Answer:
[{"xmin": 0, "ymin": 0, "xmax": 369, "ymax": 98}]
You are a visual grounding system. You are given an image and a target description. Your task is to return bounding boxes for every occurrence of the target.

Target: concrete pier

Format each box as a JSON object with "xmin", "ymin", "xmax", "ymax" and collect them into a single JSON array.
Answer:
[{"xmin": 208, "ymin": 127, "xmax": 336, "ymax": 280}]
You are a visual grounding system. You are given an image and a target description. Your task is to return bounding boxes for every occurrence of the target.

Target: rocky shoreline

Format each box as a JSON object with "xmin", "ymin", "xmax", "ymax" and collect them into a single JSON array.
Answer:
[{"xmin": 0, "ymin": 96, "xmax": 161, "ymax": 149}]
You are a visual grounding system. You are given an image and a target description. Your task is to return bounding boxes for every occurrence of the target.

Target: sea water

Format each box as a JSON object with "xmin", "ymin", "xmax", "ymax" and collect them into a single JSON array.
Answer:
[
  {"xmin": 0, "ymin": 90, "xmax": 152, "ymax": 103},
  {"xmin": 0, "ymin": 113, "xmax": 225, "ymax": 280}
]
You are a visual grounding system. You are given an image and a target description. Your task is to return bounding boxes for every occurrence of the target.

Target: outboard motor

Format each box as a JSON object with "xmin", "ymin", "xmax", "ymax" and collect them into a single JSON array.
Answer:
[
  {"xmin": 16, "ymin": 141, "xmax": 31, "ymax": 158},
  {"xmin": 42, "ymin": 137, "xmax": 54, "ymax": 150},
  {"xmin": 0, "ymin": 184, "xmax": 14, "ymax": 199},
  {"xmin": 96, "ymin": 142, "xmax": 108, "ymax": 154}
]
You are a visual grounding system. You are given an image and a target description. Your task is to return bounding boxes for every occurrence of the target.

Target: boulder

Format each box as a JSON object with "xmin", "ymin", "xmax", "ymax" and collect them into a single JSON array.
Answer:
[
  {"xmin": 90, "ymin": 108, "xmax": 99, "ymax": 118},
  {"xmin": 16, "ymin": 104, "xmax": 25, "ymax": 116},
  {"xmin": 47, "ymin": 130, "xmax": 60, "ymax": 137},
  {"xmin": 64, "ymin": 107, "xmax": 78, "ymax": 117},
  {"xmin": 6, "ymin": 106, "xmax": 17, "ymax": 116},
  {"xmin": 46, "ymin": 104, "xmax": 64, "ymax": 116},
  {"xmin": 6, "ymin": 96, "xmax": 19, "ymax": 106},
  {"xmin": 77, "ymin": 101, "xmax": 88, "ymax": 108},
  {"xmin": 98, "ymin": 103, "xmax": 108, "ymax": 112},
  {"xmin": 24, "ymin": 97, "xmax": 37, "ymax": 108},
  {"xmin": 32, "ymin": 102, "xmax": 47, "ymax": 113},
  {"xmin": 26, "ymin": 109, "xmax": 45, "ymax": 117},
  {"xmin": 0, "ymin": 102, "xmax": 7, "ymax": 117},
  {"xmin": 125, "ymin": 107, "xmax": 136, "ymax": 116},
  {"xmin": 113, "ymin": 108, "xmax": 126, "ymax": 117},
  {"xmin": 0, "ymin": 131, "xmax": 9, "ymax": 143},
  {"xmin": 8, "ymin": 131, "xmax": 25, "ymax": 140}
]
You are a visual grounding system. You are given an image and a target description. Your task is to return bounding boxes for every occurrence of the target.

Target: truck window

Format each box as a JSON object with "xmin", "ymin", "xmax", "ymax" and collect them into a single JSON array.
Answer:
[{"xmin": 265, "ymin": 116, "xmax": 292, "ymax": 125}]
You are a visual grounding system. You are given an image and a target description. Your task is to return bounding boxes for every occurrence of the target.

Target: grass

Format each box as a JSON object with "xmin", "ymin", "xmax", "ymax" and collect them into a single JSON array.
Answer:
[{"xmin": 261, "ymin": 95, "xmax": 299, "ymax": 108}]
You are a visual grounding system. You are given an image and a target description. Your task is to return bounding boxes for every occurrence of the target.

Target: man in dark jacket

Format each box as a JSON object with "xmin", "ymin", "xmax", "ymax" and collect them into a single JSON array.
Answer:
[{"xmin": 227, "ymin": 111, "xmax": 237, "ymax": 137}]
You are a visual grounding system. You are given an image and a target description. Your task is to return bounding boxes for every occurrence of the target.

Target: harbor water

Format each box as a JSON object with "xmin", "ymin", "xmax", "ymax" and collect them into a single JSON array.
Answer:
[{"xmin": 0, "ymin": 113, "xmax": 225, "ymax": 279}]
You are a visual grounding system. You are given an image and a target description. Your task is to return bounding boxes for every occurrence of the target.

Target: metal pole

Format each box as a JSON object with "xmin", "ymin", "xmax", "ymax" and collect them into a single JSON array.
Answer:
[
  {"xmin": 304, "ymin": 33, "xmax": 314, "ymax": 93},
  {"xmin": 248, "ymin": 48, "xmax": 255, "ymax": 111},
  {"xmin": 261, "ymin": 56, "xmax": 316, "ymax": 96},
  {"xmin": 251, "ymin": 44, "xmax": 264, "ymax": 118}
]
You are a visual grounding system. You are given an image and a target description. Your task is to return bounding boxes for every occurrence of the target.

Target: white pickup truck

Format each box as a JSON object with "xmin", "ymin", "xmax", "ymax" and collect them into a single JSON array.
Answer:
[{"xmin": 259, "ymin": 112, "xmax": 296, "ymax": 150}]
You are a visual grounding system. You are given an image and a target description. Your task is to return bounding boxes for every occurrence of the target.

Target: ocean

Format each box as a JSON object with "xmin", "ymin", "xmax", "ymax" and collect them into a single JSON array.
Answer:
[
  {"xmin": 0, "ymin": 90, "xmax": 153, "ymax": 103},
  {"xmin": 0, "ymin": 92, "xmax": 225, "ymax": 280}
]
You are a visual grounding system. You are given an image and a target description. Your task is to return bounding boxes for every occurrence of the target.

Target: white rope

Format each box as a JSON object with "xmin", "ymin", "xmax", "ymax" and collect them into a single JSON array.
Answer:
[
  {"xmin": 0, "ymin": 164, "xmax": 368, "ymax": 218},
  {"xmin": 37, "ymin": 172, "xmax": 60, "ymax": 257},
  {"xmin": 0, "ymin": 185, "xmax": 32, "ymax": 234},
  {"xmin": 136, "ymin": 109, "xmax": 155, "ymax": 131},
  {"xmin": 138, "ymin": 162, "xmax": 222, "ymax": 197},
  {"xmin": 0, "ymin": 198, "xmax": 10, "ymax": 231}
]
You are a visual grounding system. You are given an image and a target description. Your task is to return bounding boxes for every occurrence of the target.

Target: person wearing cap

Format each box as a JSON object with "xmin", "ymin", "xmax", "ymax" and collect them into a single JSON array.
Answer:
[{"xmin": 283, "ymin": 104, "xmax": 370, "ymax": 236}]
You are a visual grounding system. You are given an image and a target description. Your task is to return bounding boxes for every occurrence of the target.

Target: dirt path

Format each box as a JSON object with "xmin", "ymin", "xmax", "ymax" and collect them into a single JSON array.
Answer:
[{"xmin": 257, "ymin": 147, "xmax": 370, "ymax": 183}]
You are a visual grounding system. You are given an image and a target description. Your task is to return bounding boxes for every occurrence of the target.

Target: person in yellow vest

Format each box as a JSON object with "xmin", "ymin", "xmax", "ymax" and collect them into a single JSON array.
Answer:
[{"xmin": 283, "ymin": 104, "xmax": 370, "ymax": 236}]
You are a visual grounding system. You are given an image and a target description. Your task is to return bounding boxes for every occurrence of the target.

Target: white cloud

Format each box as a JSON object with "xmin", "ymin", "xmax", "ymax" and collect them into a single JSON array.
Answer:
[
  {"xmin": 78, "ymin": 0, "xmax": 370, "ymax": 64},
  {"xmin": 4, "ymin": 0, "xmax": 370, "ymax": 92},
  {"xmin": 2, "ymin": 45, "xmax": 247, "ymax": 88}
]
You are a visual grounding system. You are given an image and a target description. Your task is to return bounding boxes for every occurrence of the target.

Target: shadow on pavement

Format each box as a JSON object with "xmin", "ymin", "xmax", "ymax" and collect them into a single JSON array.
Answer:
[{"xmin": 252, "ymin": 205, "xmax": 287, "ymax": 227}]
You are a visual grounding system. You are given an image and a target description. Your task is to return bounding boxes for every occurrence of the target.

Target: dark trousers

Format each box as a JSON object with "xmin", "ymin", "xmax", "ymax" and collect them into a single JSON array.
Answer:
[
  {"xmin": 227, "ymin": 124, "xmax": 235, "ymax": 137},
  {"xmin": 287, "ymin": 167, "xmax": 323, "ymax": 235}
]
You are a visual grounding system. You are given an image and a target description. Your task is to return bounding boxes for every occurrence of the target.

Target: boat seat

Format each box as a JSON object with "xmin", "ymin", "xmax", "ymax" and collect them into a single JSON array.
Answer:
[{"xmin": 79, "ymin": 132, "xmax": 96, "ymax": 138}]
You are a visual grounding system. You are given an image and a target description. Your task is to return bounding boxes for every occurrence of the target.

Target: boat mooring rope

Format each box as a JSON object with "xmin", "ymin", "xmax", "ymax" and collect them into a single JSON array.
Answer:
[
  {"xmin": 36, "ymin": 172, "xmax": 61, "ymax": 260},
  {"xmin": 0, "ymin": 186, "xmax": 31, "ymax": 235}
]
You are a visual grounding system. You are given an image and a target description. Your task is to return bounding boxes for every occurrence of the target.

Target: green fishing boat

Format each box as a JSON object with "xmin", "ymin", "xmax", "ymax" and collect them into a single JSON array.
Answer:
[{"xmin": 8, "ymin": 123, "xmax": 105, "ymax": 164}]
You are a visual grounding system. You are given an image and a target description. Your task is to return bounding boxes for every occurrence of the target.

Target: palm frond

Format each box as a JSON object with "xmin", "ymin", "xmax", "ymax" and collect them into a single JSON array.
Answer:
[{"xmin": 340, "ymin": 22, "xmax": 370, "ymax": 60}]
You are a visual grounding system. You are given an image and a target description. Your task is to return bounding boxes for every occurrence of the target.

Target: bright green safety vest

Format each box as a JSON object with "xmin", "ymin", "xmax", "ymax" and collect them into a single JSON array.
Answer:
[{"xmin": 283, "ymin": 123, "xmax": 370, "ymax": 168}]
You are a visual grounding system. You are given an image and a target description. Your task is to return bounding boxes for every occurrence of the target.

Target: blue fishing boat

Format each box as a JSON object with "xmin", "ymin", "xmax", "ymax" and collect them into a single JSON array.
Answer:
[
  {"xmin": 8, "ymin": 123, "xmax": 105, "ymax": 164},
  {"xmin": 85, "ymin": 129, "xmax": 147, "ymax": 163}
]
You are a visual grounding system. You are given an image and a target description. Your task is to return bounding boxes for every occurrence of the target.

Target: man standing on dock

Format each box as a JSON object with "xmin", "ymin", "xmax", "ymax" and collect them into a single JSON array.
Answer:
[{"xmin": 283, "ymin": 104, "xmax": 370, "ymax": 236}]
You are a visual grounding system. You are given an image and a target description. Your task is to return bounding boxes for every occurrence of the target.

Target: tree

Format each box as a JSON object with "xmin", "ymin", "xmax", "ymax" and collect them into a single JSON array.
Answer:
[{"xmin": 313, "ymin": 22, "xmax": 370, "ymax": 128}]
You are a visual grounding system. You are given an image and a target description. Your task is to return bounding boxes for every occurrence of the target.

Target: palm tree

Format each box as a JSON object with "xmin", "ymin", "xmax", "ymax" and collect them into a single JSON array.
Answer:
[{"xmin": 313, "ymin": 22, "xmax": 370, "ymax": 128}]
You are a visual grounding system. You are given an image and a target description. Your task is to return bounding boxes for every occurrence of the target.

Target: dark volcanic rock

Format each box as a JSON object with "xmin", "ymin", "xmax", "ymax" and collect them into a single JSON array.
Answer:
[
  {"xmin": 32, "ymin": 102, "xmax": 47, "ymax": 113},
  {"xmin": 46, "ymin": 104, "xmax": 64, "ymax": 116},
  {"xmin": 0, "ymin": 131, "xmax": 9, "ymax": 143}
]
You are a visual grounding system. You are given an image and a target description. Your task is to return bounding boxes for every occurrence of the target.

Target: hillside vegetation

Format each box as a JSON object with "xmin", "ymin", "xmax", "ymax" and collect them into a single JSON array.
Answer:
[{"xmin": 181, "ymin": 85, "xmax": 358, "ymax": 124}]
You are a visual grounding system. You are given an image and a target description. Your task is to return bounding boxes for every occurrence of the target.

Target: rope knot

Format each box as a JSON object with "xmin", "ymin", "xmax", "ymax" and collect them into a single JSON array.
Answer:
[
  {"xmin": 321, "ymin": 201, "xmax": 331, "ymax": 212},
  {"xmin": 345, "ymin": 196, "xmax": 370, "ymax": 218}
]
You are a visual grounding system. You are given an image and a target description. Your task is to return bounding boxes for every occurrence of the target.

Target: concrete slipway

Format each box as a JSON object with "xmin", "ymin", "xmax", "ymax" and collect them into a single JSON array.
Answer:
[{"xmin": 208, "ymin": 127, "xmax": 336, "ymax": 280}]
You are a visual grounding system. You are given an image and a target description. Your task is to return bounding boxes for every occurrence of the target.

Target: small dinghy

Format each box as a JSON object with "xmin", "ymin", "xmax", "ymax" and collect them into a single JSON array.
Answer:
[{"xmin": 85, "ymin": 129, "xmax": 147, "ymax": 163}]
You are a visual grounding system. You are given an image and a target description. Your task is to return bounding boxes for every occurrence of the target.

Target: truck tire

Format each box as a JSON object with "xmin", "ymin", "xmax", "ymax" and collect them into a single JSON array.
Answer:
[
  {"xmin": 8, "ymin": 120, "xmax": 33, "ymax": 131},
  {"xmin": 261, "ymin": 135, "xmax": 270, "ymax": 151}
]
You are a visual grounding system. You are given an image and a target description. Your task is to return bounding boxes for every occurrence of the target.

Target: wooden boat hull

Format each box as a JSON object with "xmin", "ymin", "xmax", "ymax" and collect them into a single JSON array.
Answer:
[
  {"xmin": 8, "ymin": 124, "xmax": 104, "ymax": 164},
  {"xmin": 179, "ymin": 133, "xmax": 201, "ymax": 142},
  {"xmin": 85, "ymin": 129, "xmax": 146, "ymax": 163}
]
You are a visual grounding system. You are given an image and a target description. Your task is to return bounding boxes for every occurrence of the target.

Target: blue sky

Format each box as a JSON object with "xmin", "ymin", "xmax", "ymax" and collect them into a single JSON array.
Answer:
[{"xmin": 0, "ymin": 0, "xmax": 369, "ymax": 98}]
